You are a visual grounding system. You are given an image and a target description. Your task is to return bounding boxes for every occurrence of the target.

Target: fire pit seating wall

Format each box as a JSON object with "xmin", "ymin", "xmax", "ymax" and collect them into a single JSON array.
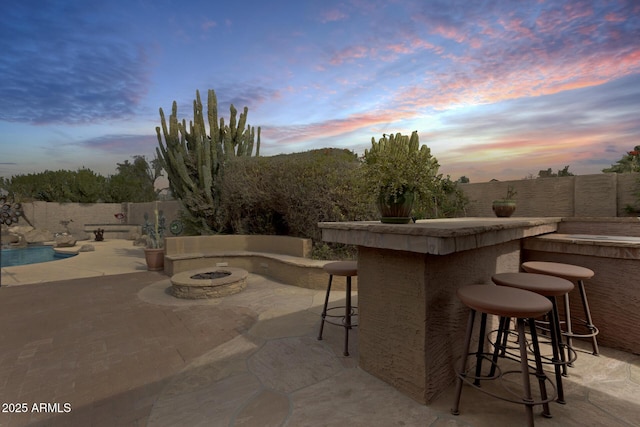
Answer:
[{"xmin": 164, "ymin": 235, "xmax": 354, "ymax": 291}]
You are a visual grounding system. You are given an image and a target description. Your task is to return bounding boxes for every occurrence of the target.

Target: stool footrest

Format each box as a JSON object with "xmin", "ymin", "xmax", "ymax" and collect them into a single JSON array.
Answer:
[
  {"xmin": 488, "ymin": 329, "xmax": 578, "ymax": 370},
  {"xmin": 563, "ymin": 322, "xmax": 599, "ymax": 339},
  {"xmin": 322, "ymin": 306, "xmax": 359, "ymax": 327},
  {"xmin": 456, "ymin": 364, "xmax": 558, "ymax": 407}
]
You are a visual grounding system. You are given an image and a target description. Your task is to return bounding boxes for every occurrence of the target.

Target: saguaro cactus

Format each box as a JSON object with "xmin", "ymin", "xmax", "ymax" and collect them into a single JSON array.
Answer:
[{"xmin": 155, "ymin": 89, "xmax": 261, "ymax": 232}]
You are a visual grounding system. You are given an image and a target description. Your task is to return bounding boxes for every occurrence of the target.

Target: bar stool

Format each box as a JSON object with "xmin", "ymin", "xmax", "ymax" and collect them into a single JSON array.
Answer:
[
  {"xmin": 452, "ymin": 285, "xmax": 555, "ymax": 427},
  {"xmin": 522, "ymin": 261, "xmax": 599, "ymax": 356},
  {"xmin": 317, "ymin": 261, "xmax": 358, "ymax": 356},
  {"xmin": 492, "ymin": 272, "xmax": 575, "ymax": 404}
]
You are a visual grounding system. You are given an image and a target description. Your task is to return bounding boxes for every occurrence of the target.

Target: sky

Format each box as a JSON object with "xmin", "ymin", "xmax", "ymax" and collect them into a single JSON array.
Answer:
[{"xmin": 1, "ymin": 0, "xmax": 639, "ymax": 185}]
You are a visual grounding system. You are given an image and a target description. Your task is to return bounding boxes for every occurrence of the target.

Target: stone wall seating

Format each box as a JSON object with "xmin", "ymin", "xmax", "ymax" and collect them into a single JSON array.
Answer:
[{"xmin": 164, "ymin": 235, "xmax": 355, "ymax": 291}]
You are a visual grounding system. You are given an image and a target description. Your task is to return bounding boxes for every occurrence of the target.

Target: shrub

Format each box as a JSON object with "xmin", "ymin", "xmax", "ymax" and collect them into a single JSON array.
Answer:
[{"xmin": 218, "ymin": 148, "xmax": 375, "ymax": 258}]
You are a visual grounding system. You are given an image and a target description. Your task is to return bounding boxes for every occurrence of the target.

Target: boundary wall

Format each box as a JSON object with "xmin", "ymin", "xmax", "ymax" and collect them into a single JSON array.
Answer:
[
  {"xmin": 460, "ymin": 173, "xmax": 639, "ymax": 218},
  {"xmin": 7, "ymin": 201, "xmax": 181, "ymax": 235},
  {"xmin": 7, "ymin": 172, "xmax": 640, "ymax": 233}
]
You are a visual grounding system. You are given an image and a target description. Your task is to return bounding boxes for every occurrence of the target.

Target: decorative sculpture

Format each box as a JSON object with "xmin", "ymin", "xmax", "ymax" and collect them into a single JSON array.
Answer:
[
  {"xmin": 0, "ymin": 196, "xmax": 24, "ymax": 227},
  {"xmin": 93, "ymin": 228, "xmax": 105, "ymax": 241}
]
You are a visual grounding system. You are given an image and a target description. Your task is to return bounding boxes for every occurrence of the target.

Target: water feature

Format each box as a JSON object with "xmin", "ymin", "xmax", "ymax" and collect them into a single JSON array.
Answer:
[{"xmin": 0, "ymin": 246, "xmax": 76, "ymax": 268}]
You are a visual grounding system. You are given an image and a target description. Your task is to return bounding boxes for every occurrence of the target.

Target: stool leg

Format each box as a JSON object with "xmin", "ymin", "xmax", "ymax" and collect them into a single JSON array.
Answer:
[
  {"xmin": 548, "ymin": 297, "xmax": 566, "ymax": 404},
  {"xmin": 473, "ymin": 312, "xmax": 488, "ymax": 385},
  {"xmin": 563, "ymin": 292, "xmax": 574, "ymax": 366},
  {"xmin": 452, "ymin": 309, "xmax": 476, "ymax": 416},
  {"xmin": 500, "ymin": 317, "xmax": 511, "ymax": 357},
  {"xmin": 517, "ymin": 318, "xmax": 535, "ymax": 427},
  {"xmin": 317, "ymin": 274, "xmax": 333, "ymax": 341},
  {"xmin": 577, "ymin": 280, "xmax": 600, "ymax": 356},
  {"xmin": 489, "ymin": 316, "xmax": 508, "ymax": 377},
  {"xmin": 551, "ymin": 297, "xmax": 569, "ymax": 376},
  {"xmin": 343, "ymin": 276, "xmax": 352, "ymax": 356},
  {"xmin": 527, "ymin": 317, "xmax": 552, "ymax": 419}
]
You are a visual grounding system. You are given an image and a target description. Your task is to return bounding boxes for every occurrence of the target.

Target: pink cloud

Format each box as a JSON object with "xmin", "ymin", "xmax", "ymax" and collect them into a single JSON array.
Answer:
[
  {"xmin": 498, "ymin": 17, "xmax": 536, "ymax": 39},
  {"xmin": 320, "ymin": 9, "xmax": 348, "ymax": 23},
  {"xmin": 329, "ymin": 45, "xmax": 371, "ymax": 65},
  {"xmin": 605, "ymin": 12, "xmax": 626, "ymax": 22},
  {"xmin": 431, "ymin": 23, "xmax": 468, "ymax": 44},
  {"xmin": 392, "ymin": 33, "xmax": 640, "ymax": 113},
  {"xmin": 328, "ymin": 35, "xmax": 442, "ymax": 66},
  {"xmin": 264, "ymin": 108, "xmax": 420, "ymax": 145}
]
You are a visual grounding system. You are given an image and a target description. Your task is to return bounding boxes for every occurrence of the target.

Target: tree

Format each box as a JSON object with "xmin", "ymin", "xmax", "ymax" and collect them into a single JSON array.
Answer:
[
  {"xmin": 0, "ymin": 156, "xmax": 162, "ymax": 203},
  {"xmin": 603, "ymin": 146, "xmax": 640, "ymax": 173},
  {"xmin": 414, "ymin": 175, "xmax": 468, "ymax": 219},
  {"xmin": 0, "ymin": 168, "xmax": 107, "ymax": 202},
  {"xmin": 538, "ymin": 165, "xmax": 574, "ymax": 178},
  {"xmin": 107, "ymin": 155, "xmax": 161, "ymax": 202},
  {"xmin": 155, "ymin": 89, "xmax": 261, "ymax": 233}
]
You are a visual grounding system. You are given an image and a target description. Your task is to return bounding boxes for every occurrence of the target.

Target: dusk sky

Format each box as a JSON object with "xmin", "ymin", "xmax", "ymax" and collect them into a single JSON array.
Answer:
[{"xmin": 1, "ymin": 0, "xmax": 639, "ymax": 184}]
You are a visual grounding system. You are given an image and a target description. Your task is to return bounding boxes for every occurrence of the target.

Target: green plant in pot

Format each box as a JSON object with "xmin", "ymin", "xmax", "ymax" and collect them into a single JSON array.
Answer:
[
  {"xmin": 492, "ymin": 186, "xmax": 517, "ymax": 218},
  {"xmin": 362, "ymin": 131, "xmax": 439, "ymax": 223},
  {"xmin": 142, "ymin": 209, "xmax": 166, "ymax": 270}
]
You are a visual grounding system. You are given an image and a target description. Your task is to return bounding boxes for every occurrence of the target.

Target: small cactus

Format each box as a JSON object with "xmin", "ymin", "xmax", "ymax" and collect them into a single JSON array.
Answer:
[{"xmin": 142, "ymin": 209, "xmax": 166, "ymax": 248}]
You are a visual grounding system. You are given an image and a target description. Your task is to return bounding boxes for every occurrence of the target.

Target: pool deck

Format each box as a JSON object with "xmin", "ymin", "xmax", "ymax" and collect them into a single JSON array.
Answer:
[{"xmin": 0, "ymin": 240, "xmax": 639, "ymax": 426}]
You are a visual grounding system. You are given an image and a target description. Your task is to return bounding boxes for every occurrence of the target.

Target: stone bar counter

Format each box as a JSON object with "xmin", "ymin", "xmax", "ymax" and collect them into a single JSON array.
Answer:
[
  {"xmin": 319, "ymin": 217, "xmax": 561, "ymax": 404},
  {"xmin": 523, "ymin": 231, "xmax": 640, "ymax": 354}
]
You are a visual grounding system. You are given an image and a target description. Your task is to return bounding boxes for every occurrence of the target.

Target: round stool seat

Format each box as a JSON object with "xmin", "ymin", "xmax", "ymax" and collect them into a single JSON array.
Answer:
[
  {"xmin": 492, "ymin": 273, "xmax": 574, "ymax": 297},
  {"xmin": 323, "ymin": 261, "xmax": 358, "ymax": 276},
  {"xmin": 453, "ymin": 285, "xmax": 556, "ymax": 423},
  {"xmin": 457, "ymin": 285, "xmax": 552, "ymax": 319},
  {"xmin": 522, "ymin": 261, "xmax": 594, "ymax": 281},
  {"xmin": 522, "ymin": 261, "xmax": 600, "ymax": 357}
]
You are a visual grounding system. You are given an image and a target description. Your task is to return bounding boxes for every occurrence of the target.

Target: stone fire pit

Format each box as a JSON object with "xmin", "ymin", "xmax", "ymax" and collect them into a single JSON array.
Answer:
[{"xmin": 170, "ymin": 267, "xmax": 248, "ymax": 299}]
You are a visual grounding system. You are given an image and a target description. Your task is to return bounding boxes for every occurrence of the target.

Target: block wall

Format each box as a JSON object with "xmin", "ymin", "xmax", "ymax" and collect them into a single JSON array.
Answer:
[{"xmin": 460, "ymin": 173, "xmax": 639, "ymax": 218}]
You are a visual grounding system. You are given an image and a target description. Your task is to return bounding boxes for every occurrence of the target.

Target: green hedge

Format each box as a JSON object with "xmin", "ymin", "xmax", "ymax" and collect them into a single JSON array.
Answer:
[
  {"xmin": 217, "ymin": 148, "xmax": 375, "ymax": 258},
  {"xmin": 213, "ymin": 147, "xmax": 467, "ymax": 259}
]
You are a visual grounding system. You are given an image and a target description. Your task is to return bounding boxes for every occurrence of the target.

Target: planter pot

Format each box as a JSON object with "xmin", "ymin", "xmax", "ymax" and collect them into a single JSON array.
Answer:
[
  {"xmin": 144, "ymin": 248, "xmax": 165, "ymax": 271},
  {"xmin": 492, "ymin": 200, "xmax": 516, "ymax": 218},
  {"xmin": 378, "ymin": 191, "xmax": 415, "ymax": 224}
]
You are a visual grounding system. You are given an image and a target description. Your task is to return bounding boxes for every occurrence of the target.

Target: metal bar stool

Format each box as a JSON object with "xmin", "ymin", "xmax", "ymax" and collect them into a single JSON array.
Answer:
[
  {"xmin": 452, "ymin": 285, "xmax": 556, "ymax": 427},
  {"xmin": 317, "ymin": 261, "xmax": 358, "ymax": 356},
  {"xmin": 522, "ymin": 261, "xmax": 599, "ymax": 356},
  {"xmin": 492, "ymin": 272, "xmax": 576, "ymax": 404}
]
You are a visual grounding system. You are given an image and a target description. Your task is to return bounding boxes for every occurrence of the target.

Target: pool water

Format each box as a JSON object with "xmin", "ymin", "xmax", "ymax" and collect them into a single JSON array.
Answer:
[{"xmin": 0, "ymin": 246, "xmax": 76, "ymax": 268}]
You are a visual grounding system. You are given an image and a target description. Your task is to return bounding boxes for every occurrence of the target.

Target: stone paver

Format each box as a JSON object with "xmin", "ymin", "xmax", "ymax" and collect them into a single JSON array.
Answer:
[
  {"xmin": 1, "ymin": 240, "xmax": 639, "ymax": 426},
  {"xmin": 0, "ymin": 272, "xmax": 256, "ymax": 427}
]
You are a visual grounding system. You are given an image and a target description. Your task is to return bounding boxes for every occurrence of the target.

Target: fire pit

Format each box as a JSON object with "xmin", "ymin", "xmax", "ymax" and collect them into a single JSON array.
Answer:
[
  {"xmin": 170, "ymin": 267, "xmax": 248, "ymax": 299},
  {"xmin": 190, "ymin": 271, "xmax": 231, "ymax": 280}
]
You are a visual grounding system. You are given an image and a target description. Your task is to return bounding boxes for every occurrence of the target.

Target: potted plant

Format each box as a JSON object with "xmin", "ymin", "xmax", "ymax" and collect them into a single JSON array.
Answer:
[
  {"xmin": 362, "ymin": 131, "xmax": 439, "ymax": 223},
  {"xmin": 492, "ymin": 186, "xmax": 517, "ymax": 217},
  {"xmin": 142, "ymin": 209, "xmax": 166, "ymax": 271}
]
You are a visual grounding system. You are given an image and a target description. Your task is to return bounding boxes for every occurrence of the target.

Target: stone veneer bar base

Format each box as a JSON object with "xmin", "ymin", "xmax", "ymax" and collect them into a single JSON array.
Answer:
[
  {"xmin": 319, "ymin": 217, "xmax": 561, "ymax": 404},
  {"xmin": 523, "ymin": 233, "xmax": 640, "ymax": 354},
  {"xmin": 357, "ymin": 241, "xmax": 521, "ymax": 403},
  {"xmin": 170, "ymin": 267, "xmax": 248, "ymax": 299}
]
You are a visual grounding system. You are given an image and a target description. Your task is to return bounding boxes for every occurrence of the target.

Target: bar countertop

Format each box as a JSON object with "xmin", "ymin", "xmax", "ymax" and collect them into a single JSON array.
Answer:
[{"xmin": 319, "ymin": 217, "xmax": 561, "ymax": 255}]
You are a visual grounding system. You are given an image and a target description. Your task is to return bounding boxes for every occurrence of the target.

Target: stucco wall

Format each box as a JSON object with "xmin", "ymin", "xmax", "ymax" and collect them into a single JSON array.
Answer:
[
  {"xmin": 8, "ymin": 200, "xmax": 181, "ymax": 235},
  {"xmin": 460, "ymin": 173, "xmax": 639, "ymax": 218}
]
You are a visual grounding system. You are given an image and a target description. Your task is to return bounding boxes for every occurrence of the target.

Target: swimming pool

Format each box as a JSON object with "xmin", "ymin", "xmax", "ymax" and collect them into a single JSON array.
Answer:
[{"xmin": 0, "ymin": 246, "xmax": 77, "ymax": 268}]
